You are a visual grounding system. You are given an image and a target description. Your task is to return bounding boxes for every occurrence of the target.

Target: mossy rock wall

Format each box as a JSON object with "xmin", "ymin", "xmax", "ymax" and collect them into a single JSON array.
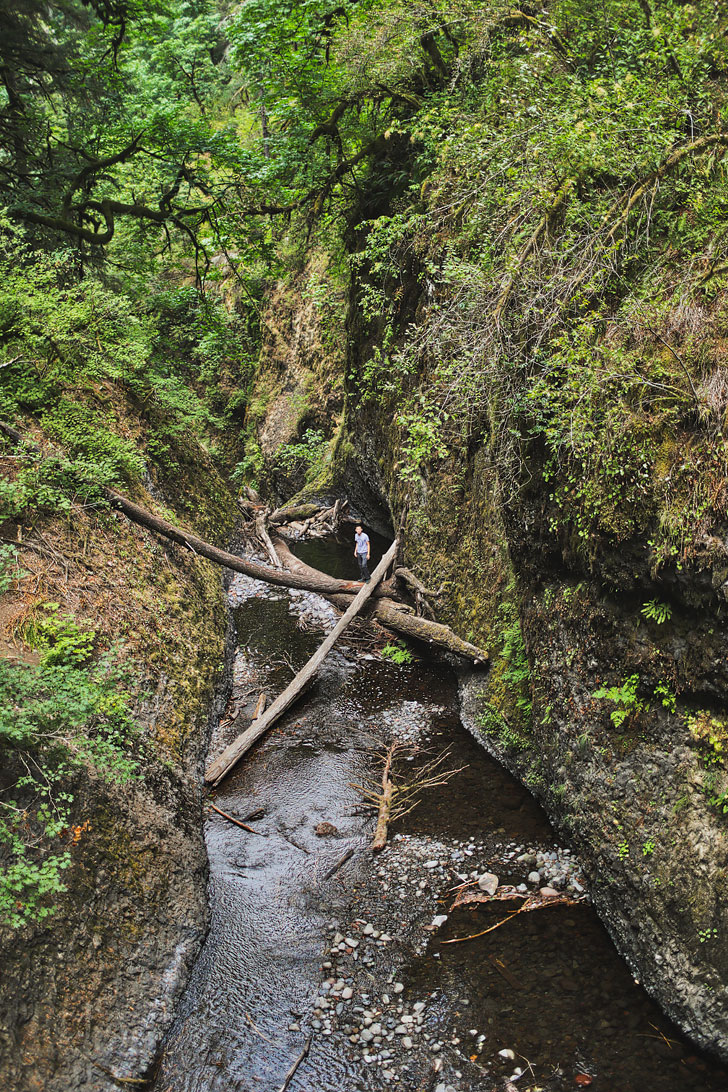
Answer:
[
  {"xmin": 339, "ymin": 383, "xmax": 728, "ymax": 1057},
  {"xmin": 0, "ymin": 447, "xmax": 236, "ymax": 1091}
]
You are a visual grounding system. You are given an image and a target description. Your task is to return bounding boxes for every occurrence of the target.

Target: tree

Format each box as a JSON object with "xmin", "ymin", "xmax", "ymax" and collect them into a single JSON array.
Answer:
[{"xmin": 0, "ymin": 0, "xmax": 238, "ymax": 263}]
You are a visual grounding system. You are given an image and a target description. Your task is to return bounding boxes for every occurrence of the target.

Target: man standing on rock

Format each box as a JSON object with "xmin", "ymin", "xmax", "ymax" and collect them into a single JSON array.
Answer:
[{"xmin": 354, "ymin": 524, "xmax": 371, "ymax": 582}]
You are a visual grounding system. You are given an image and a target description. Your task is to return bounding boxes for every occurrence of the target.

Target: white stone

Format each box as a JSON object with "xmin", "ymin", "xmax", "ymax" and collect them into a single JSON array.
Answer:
[{"xmin": 477, "ymin": 872, "xmax": 499, "ymax": 896}]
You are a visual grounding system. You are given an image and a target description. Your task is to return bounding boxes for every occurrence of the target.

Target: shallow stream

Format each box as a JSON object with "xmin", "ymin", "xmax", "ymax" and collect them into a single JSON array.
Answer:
[{"xmin": 152, "ymin": 533, "xmax": 728, "ymax": 1092}]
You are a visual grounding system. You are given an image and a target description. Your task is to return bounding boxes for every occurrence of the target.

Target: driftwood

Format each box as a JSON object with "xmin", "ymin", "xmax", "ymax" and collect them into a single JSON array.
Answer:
[
  {"xmin": 274, "ymin": 537, "xmax": 488, "ymax": 664},
  {"xmin": 255, "ymin": 512, "xmax": 282, "ymax": 568},
  {"xmin": 372, "ymin": 744, "xmax": 395, "ymax": 852},
  {"xmin": 208, "ymin": 801, "xmax": 265, "ymax": 835},
  {"xmin": 205, "ymin": 540, "xmax": 399, "ymax": 785},
  {"xmin": 105, "ymin": 488, "xmax": 389, "ymax": 598},
  {"xmin": 442, "ymin": 883, "xmax": 584, "ymax": 944},
  {"xmin": 277, "ymin": 1035, "xmax": 313, "ymax": 1092},
  {"xmin": 231, "ymin": 691, "xmax": 267, "ymax": 729},
  {"xmin": 272, "ymin": 498, "xmax": 348, "ymax": 539},
  {"xmin": 329, "ymin": 593, "xmax": 488, "ymax": 663},
  {"xmin": 394, "ymin": 566, "xmax": 442, "ymax": 619},
  {"xmin": 352, "ymin": 744, "xmax": 466, "ymax": 852},
  {"xmin": 270, "ymin": 503, "xmax": 322, "ymax": 524},
  {"xmin": 322, "ymin": 846, "xmax": 355, "ymax": 880}
]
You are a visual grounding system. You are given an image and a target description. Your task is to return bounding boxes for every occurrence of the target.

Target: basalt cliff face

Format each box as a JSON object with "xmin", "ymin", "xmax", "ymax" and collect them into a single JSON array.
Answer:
[{"xmin": 341, "ymin": 312, "xmax": 728, "ymax": 1059}]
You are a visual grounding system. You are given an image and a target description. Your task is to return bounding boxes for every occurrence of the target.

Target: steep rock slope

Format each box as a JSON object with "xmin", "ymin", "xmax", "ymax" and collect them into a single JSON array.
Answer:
[
  {"xmin": 0, "ymin": 249, "xmax": 246, "ymax": 1089},
  {"xmin": 0, "ymin": 444, "xmax": 235, "ymax": 1092},
  {"xmin": 337, "ymin": 290, "xmax": 728, "ymax": 1060}
]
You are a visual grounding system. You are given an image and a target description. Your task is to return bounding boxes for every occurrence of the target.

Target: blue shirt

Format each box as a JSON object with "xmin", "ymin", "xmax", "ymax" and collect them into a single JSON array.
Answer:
[{"xmin": 355, "ymin": 531, "xmax": 370, "ymax": 556}]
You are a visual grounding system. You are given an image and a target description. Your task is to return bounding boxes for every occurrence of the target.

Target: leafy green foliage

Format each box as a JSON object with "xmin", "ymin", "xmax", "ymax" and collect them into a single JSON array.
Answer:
[
  {"xmin": 331, "ymin": 1, "xmax": 728, "ymax": 561},
  {"xmin": 642, "ymin": 599, "xmax": 673, "ymax": 625},
  {"xmin": 20, "ymin": 603, "xmax": 96, "ymax": 668},
  {"xmin": 275, "ymin": 429, "xmax": 328, "ymax": 478},
  {"xmin": 654, "ymin": 680, "xmax": 676, "ymax": 714},
  {"xmin": 1, "ymin": 0, "xmax": 244, "ymax": 255},
  {"xmin": 0, "ymin": 222, "xmax": 251, "ymax": 515},
  {"xmin": 593, "ymin": 674, "xmax": 644, "ymax": 728},
  {"xmin": 0, "ymin": 607, "xmax": 140, "ymax": 927},
  {"xmin": 0, "ymin": 545, "xmax": 28, "ymax": 595},
  {"xmin": 687, "ymin": 710, "xmax": 727, "ymax": 766},
  {"xmin": 380, "ymin": 641, "xmax": 414, "ymax": 665}
]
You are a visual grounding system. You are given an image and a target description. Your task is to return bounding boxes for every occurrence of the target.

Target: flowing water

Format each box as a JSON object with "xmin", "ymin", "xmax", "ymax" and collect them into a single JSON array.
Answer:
[{"xmin": 153, "ymin": 532, "xmax": 727, "ymax": 1092}]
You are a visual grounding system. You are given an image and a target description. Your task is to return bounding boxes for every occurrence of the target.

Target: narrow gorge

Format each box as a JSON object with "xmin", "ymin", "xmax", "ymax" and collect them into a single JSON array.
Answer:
[{"xmin": 1, "ymin": 2, "xmax": 728, "ymax": 1090}]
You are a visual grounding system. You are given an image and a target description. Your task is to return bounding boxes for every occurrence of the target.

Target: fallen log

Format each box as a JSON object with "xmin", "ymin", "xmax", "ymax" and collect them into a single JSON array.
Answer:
[
  {"xmin": 255, "ymin": 512, "xmax": 282, "ymax": 568},
  {"xmin": 272, "ymin": 534, "xmax": 398, "ymax": 599},
  {"xmin": 328, "ymin": 594, "xmax": 487, "ymax": 663},
  {"xmin": 394, "ymin": 566, "xmax": 442, "ymax": 619},
  {"xmin": 0, "ymin": 424, "xmax": 394, "ymax": 599},
  {"xmin": 0, "ymin": 421, "xmax": 487, "ymax": 662},
  {"xmin": 273, "ymin": 536, "xmax": 487, "ymax": 663},
  {"xmin": 269, "ymin": 503, "xmax": 322, "ymax": 525},
  {"xmin": 205, "ymin": 539, "xmax": 399, "ymax": 785},
  {"xmin": 105, "ymin": 488, "xmax": 394, "ymax": 599}
]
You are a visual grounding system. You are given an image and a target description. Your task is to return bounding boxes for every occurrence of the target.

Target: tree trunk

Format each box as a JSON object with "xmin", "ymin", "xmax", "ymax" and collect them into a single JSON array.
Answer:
[
  {"xmin": 274, "ymin": 538, "xmax": 487, "ymax": 664},
  {"xmin": 104, "ymin": 488, "xmax": 391, "ymax": 598},
  {"xmin": 269, "ymin": 503, "xmax": 322, "ymax": 525},
  {"xmin": 205, "ymin": 540, "xmax": 399, "ymax": 785},
  {"xmin": 372, "ymin": 744, "xmax": 395, "ymax": 852},
  {"xmin": 255, "ymin": 512, "xmax": 282, "ymax": 568},
  {"xmin": 0, "ymin": 422, "xmax": 488, "ymax": 663}
]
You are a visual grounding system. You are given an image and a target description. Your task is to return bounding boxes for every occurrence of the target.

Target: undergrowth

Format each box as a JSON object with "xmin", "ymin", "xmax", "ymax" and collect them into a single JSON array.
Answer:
[{"xmin": 0, "ymin": 604, "xmax": 141, "ymax": 928}]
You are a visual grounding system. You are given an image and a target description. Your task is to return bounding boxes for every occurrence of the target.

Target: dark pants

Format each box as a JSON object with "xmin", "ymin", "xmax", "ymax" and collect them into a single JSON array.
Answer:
[{"xmin": 357, "ymin": 553, "xmax": 370, "ymax": 580}]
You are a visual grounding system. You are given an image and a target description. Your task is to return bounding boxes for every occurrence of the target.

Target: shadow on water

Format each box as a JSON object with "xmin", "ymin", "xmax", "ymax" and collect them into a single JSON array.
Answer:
[
  {"xmin": 294, "ymin": 525, "xmax": 392, "ymax": 582},
  {"xmin": 151, "ymin": 532, "xmax": 728, "ymax": 1092}
]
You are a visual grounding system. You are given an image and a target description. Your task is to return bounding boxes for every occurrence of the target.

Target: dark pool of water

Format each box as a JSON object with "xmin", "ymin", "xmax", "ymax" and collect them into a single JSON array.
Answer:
[
  {"xmin": 294, "ymin": 526, "xmax": 392, "ymax": 583},
  {"xmin": 151, "ymin": 534, "xmax": 728, "ymax": 1092}
]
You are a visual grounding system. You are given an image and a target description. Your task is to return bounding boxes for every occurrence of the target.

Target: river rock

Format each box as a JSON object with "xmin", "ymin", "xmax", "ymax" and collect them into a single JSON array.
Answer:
[{"xmin": 477, "ymin": 872, "xmax": 499, "ymax": 895}]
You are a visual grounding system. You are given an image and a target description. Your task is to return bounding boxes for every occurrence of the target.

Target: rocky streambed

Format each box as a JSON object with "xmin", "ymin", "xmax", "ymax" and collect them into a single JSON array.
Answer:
[{"xmin": 151, "ymin": 534, "xmax": 728, "ymax": 1092}]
